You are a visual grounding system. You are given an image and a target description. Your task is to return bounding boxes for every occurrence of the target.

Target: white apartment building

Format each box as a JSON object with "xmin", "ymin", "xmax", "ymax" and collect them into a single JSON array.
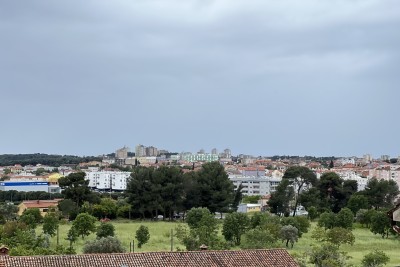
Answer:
[
  {"xmin": 335, "ymin": 170, "xmax": 368, "ymax": 191},
  {"xmin": 340, "ymin": 157, "xmax": 356, "ymax": 165},
  {"xmin": 229, "ymin": 175, "xmax": 282, "ymax": 196},
  {"xmin": 85, "ymin": 171, "xmax": 131, "ymax": 191}
]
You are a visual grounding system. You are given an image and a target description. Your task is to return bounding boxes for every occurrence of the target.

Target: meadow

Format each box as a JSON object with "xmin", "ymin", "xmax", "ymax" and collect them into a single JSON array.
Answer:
[{"xmin": 47, "ymin": 220, "xmax": 400, "ymax": 266}]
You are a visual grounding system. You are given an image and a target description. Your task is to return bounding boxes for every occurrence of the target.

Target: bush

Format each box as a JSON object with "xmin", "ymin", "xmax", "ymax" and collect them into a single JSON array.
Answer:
[
  {"xmin": 280, "ymin": 225, "xmax": 298, "ymax": 248},
  {"xmin": 335, "ymin": 208, "xmax": 354, "ymax": 229},
  {"xmin": 318, "ymin": 211, "xmax": 336, "ymax": 229},
  {"xmin": 240, "ymin": 228, "xmax": 276, "ymax": 249},
  {"xmin": 307, "ymin": 206, "xmax": 319, "ymax": 221},
  {"xmin": 361, "ymin": 250, "xmax": 390, "ymax": 267},
  {"xmin": 281, "ymin": 216, "xmax": 310, "ymax": 237},
  {"xmin": 96, "ymin": 222, "xmax": 115, "ymax": 239},
  {"xmin": 135, "ymin": 225, "xmax": 150, "ymax": 248},
  {"xmin": 83, "ymin": 236, "xmax": 125, "ymax": 253}
]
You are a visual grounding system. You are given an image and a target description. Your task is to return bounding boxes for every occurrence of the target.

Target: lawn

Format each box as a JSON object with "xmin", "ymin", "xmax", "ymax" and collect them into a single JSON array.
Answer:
[
  {"xmin": 46, "ymin": 220, "xmax": 400, "ymax": 266},
  {"xmin": 49, "ymin": 220, "xmax": 185, "ymax": 253},
  {"xmin": 291, "ymin": 223, "xmax": 400, "ymax": 266}
]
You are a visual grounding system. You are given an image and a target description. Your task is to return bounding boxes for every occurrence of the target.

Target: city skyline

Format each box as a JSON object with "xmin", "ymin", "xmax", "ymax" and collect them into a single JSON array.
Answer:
[{"xmin": 1, "ymin": 0, "xmax": 400, "ymax": 157}]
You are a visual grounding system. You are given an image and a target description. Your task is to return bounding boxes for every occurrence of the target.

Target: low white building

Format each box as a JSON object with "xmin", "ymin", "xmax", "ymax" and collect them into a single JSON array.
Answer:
[
  {"xmin": 229, "ymin": 175, "xmax": 282, "ymax": 196},
  {"xmin": 85, "ymin": 171, "xmax": 131, "ymax": 191},
  {"xmin": 237, "ymin": 203, "xmax": 262, "ymax": 213}
]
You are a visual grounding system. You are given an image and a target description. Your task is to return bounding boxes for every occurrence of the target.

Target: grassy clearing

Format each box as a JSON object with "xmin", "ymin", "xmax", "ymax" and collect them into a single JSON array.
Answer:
[
  {"xmin": 45, "ymin": 220, "xmax": 400, "ymax": 265},
  {"xmin": 48, "ymin": 220, "xmax": 185, "ymax": 253},
  {"xmin": 290, "ymin": 223, "xmax": 400, "ymax": 266}
]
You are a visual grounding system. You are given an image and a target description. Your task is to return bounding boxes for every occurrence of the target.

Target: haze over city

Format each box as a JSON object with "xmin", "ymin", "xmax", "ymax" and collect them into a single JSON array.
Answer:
[{"xmin": 1, "ymin": 0, "xmax": 399, "ymax": 157}]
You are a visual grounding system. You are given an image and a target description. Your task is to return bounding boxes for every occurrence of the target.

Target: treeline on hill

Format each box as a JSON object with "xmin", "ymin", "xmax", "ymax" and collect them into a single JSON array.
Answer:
[
  {"xmin": 0, "ymin": 154, "xmax": 102, "ymax": 167},
  {"xmin": 0, "ymin": 190, "xmax": 63, "ymax": 203}
]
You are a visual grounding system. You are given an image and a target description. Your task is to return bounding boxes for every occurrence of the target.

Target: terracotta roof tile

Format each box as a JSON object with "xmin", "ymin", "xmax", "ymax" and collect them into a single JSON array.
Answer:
[{"xmin": 0, "ymin": 249, "xmax": 299, "ymax": 267}]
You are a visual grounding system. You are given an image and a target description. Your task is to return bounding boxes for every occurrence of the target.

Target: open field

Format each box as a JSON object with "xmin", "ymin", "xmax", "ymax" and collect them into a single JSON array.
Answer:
[
  {"xmin": 49, "ymin": 220, "xmax": 186, "ymax": 253},
  {"xmin": 46, "ymin": 220, "xmax": 400, "ymax": 266},
  {"xmin": 291, "ymin": 223, "xmax": 400, "ymax": 266}
]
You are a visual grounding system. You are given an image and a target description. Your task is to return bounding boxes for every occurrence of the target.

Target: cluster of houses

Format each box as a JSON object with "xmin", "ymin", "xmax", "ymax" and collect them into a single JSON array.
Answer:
[{"xmin": 1, "ymin": 153, "xmax": 400, "ymax": 216}]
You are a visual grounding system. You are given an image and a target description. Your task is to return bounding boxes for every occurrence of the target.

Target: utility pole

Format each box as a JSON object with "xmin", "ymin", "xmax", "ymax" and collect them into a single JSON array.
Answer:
[{"xmin": 170, "ymin": 229, "xmax": 173, "ymax": 251}]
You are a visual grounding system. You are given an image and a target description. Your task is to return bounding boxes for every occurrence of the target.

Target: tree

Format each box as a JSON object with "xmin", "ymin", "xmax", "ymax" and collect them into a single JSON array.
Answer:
[
  {"xmin": 66, "ymin": 227, "xmax": 78, "ymax": 252},
  {"xmin": 280, "ymin": 225, "xmax": 298, "ymax": 248},
  {"xmin": 307, "ymin": 243, "xmax": 351, "ymax": 267},
  {"xmin": 182, "ymin": 171, "xmax": 201, "ymax": 212},
  {"xmin": 83, "ymin": 236, "xmax": 125, "ymax": 253},
  {"xmin": 268, "ymin": 179, "xmax": 294, "ymax": 216},
  {"xmin": 312, "ymin": 227, "xmax": 354, "ymax": 247},
  {"xmin": 71, "ymin": 212, "xmax": 97, "ymax": 239},
  {"xmin": 19, "ymin": 214, "xmax": 37, "ymax": 229},
  {"xmin": 23, "ymin": 208, "xmax": 42, "ymax": 223},
  {"xmin": 92, "ymin": 198, "xmax": 118, "ymax": 219},
  {"xmin": 135, "ymin": 225, "xmax": 150, "ymax": 248},
  {"xmin": 356, "ymin": 209, "xmax": 376, "ymax": 228},
  {"xmin": 361, "ymin": 250, "xmax": 390, "ymax": 267},
  {"xmin": 370, "ymin": 211, "xmax": 391, "ymax": 238},
  {"xmin": 129, "ymin": 167, "xmax": 152, "ymax": 218},
  {"xmin": 222, "ymin": 212, "xmax": 249, "ymax": 245},
  {"xmin": 177, "ymin": 207, "xmax": 219, "ymax": 250},
  {"xmin": 35, "ymin": 167, "xmax": 48, "ymax": 176},
  {"xmin": 362, "ymin": 178, "xmax": 399, "ymax": 210},
  {"xmin": 282, "ymin": 166, "xmax": 317, "ymax": 216},
  {"xmin": 318, "ymin": 172, "xmax": 347, "ymax": 212},
  {"xmin": 58, "ymin": 199, "xmax": 79, "ymax": 220},
  {"xmin": 195, "ymin": 162, "xmax": 235, "ymax": 213},
  {"xmin": 155, "ymin": 166, "xmax": 184, "ymax": 219},
  {"xmin": 242, "ymin": 195, "xmax": 260, "ymax": 204},
  {"xmin": 42, "ymin": 213, "xmax": 59, "ymax": 237},
  {"xmin": 299, "ymin": 187, "xmax": 321, "ymax": 211},
  {"xmin": 58, "ymin": 172, "xmax": 91, "ymax": 207},
  {"xmin": 335, "ymin": 208, "xmax": 354, "ymax": 229},
  {"xmin": 0, "ymin": 203, "xmax": 18, "ymax": 223},
  {"xmin": 347, "ymin": 195, "xmax": 369, "ymax": 214},
  {"xmin": 240, "ymin": 228, "xmax": 276, "ymax": 249},
  {"xmin": 281, "ymin": 216, "xmax": 310, "ymax": 237},
  {"xmin": 307, "ymin": 206, "xmax": 319, "ymax": 221},
  {"xmin": 326, "ymin": 227, "xmax": 355, "ymax": 246},
  {"xmin": 232, "ymin": 183, "xmax": 244, "ymax": 211},
  {"xmin": 19, "ymin": 208, "xmax": 42, "ymax": 229},
  {"xmin": 329, "ymin": 160, "xmax": 334, "ymax": 169},
  {"xmin": 318, "ymin": 211, "xmax": 336, "ymax": 230},
  {"xmin": 96, "ymin": 222, "xmax": 115, "ymax": 239}
]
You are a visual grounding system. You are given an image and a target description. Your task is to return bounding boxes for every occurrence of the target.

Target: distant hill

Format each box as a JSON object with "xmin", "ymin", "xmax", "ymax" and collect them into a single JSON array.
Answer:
[{"xmin": 0, "ymin": 153, "xmax": 102, "ymax": 167}]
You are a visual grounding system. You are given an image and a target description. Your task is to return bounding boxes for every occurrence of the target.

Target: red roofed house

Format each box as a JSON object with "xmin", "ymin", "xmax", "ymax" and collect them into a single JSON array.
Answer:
[
  {"xmin": 17, "ymin": 199, "xmax": 62, "ymax": 217},
  {"xmin": 0, "ymin": 249, "xmax": 299, "ymax": 267}
]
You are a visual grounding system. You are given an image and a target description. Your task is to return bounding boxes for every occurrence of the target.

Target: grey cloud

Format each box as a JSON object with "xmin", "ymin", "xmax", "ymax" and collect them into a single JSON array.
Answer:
[{"xmin": 0, "ymin": 0, "xmax": 399, "ymax": 156}]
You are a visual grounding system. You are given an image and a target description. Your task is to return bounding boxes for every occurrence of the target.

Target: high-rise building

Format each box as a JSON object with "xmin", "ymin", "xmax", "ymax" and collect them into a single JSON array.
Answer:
[
  {"xmin": 115, "ymin": 146, "xmax": 129, "ymax": 159},
  {"xmin": 224, "ymin": 148, "xmax": 231, "ymax": 158},
  {"xmin": 211, "ymin": 148, "xmax": 218, "ymax": 155},
  {"xmin": 146, "ymin": 146, "xmax": 158, "ymax": 157},
  {"xmin": 135, "ymin": 144, "xmax": 146, "ymax": 157},
  {"xmin": 363, "ymin": 154, "xmax": 372, "ymax": 162}
]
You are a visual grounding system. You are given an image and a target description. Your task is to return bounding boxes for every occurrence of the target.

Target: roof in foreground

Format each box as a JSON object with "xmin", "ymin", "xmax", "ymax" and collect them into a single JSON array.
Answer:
[{"xmin": 0, "ymin": 249, "xmax": 299, "ymax": 267}]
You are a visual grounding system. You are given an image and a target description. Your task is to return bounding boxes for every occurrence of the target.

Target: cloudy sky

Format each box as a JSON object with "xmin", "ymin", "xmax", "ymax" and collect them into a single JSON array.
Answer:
[{"xmin": 1, "ymin": 0, "xmax": 399, "ymax": 158}]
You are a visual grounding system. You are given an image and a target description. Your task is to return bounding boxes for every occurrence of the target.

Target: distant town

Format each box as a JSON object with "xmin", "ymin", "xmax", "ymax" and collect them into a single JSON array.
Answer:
[{"xmin": 1, "ymin": 145, "xmax": 399, "ymax": 198}]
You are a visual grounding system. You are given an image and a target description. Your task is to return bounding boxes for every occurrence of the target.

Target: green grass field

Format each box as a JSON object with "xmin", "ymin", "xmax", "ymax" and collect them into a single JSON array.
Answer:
[
  {"xmin": 49, "ymin": 220, "xmax": 185, "ymax": 253},
  {"xmin": 291, "ymin": 223, "xmax": 400, "ymax": 266},
  {"xmin": 46, "ymin": 220, "xmax": 400, "ymax": 266}
]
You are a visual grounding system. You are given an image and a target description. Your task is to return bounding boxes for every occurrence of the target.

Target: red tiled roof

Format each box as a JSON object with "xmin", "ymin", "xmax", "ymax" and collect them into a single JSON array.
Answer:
[
  {"xmin": 0, "ymin": 249, "xmax": 299, "ymax": 267},
  {"xmin": 20, "ymin": 200, "xmax": 62, "ymax": 209}
]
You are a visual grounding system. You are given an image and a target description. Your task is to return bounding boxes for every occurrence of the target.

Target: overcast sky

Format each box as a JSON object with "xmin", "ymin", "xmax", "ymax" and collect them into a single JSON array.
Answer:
[{"xmin": 1, "ymin": 0, "xmax": 399, "ymax": 158}]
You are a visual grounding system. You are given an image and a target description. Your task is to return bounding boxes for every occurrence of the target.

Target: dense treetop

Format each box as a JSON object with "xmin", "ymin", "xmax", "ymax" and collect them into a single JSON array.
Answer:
[{"xmin": 0, "ymin": 154, "xmax": 102, "ymax": 167}]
